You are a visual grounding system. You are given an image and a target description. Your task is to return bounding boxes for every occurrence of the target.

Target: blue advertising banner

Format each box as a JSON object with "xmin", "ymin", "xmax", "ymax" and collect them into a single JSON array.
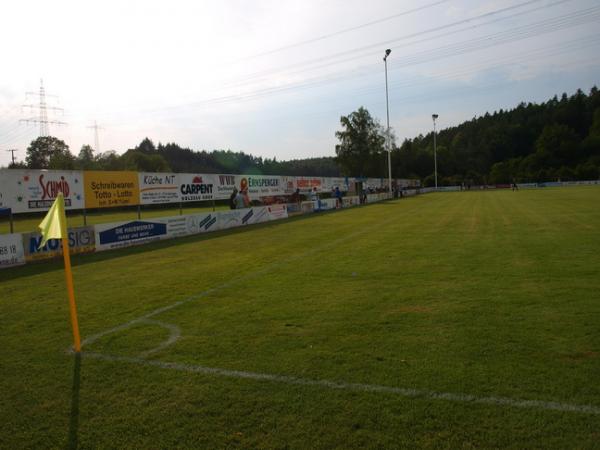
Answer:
[
  {"xmin": 22, "ymin": 226, "xmax": 95, "ymax": 262},
  {"xmin": 96, "ymin": 220, "xmax": 167, "ymax": 250}
]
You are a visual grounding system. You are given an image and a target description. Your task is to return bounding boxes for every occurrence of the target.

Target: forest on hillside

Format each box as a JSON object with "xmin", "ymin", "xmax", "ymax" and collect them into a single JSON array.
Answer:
[
  {"xmin": 394, "ymin": 86, "xmax": 600, "ymax": 185},
  {"xmin": 10, "ymin": 87, "xmax": 600, "ymax": 185}
]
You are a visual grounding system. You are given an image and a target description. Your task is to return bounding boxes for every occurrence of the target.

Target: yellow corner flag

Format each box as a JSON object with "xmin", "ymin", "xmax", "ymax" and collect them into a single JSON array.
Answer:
[
  {"xmin": 38, "ymin": 192, "xmax": 67, "ymax": 249},
  {"xmin": 38, "ymin": 193, "xmax": 82, "ymax": 352}
]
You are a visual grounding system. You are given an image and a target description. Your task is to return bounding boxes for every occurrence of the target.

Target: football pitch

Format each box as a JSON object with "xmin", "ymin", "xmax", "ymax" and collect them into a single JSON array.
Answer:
[{"xmin": 1, "ymin": 187, "xmax": 599, "ymax": 448}]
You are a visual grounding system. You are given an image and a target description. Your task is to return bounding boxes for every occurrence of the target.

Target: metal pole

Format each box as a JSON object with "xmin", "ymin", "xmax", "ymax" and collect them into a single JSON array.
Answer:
[
  {"xmin": 384, "ymin": 49, "xmax": 392, "ymax": 197},
  {"xmin": 432, "ymin": 114, "xmax": 438, "ymax": 190}
]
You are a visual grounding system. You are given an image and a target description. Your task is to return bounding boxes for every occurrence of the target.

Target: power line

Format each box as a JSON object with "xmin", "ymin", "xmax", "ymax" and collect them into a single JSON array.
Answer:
[
  {"xmin": 234, "ymin": 0, "xmax": 452, "ymax": 61},
  {"xmin": 222, "ymin": 0, "xmax": 554, "ymax": 88},
  {"xmin": 19, "ymin": 79, "xmax": 67, "ymax": 136},
  {"xmin": 117, "ymin": 0, "xmax": 592, "ymax": 117},
  {"xmin": 87, "ymin": 120, "xmax": 105, "ymax": 153},
  {"xmin": 84, "ymin": 0, "xmax": 562, "ymax": 123}
]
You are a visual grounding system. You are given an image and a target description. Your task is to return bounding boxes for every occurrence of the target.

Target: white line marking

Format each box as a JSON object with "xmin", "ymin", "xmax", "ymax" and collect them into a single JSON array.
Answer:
[
  {"xmin": 78, "ymin": 207, "xmax": 600, "ymax": 417},
  {"xmin": 81, "ymin": 351, "xmax": 600, "ymax": 415},
  {"xmin": 82, "ymin": 218, "xmax": 396, "ymax": 349},
  {"xmin": 137, "ymin": 320, "xmax": 181, "ymax": 358}
]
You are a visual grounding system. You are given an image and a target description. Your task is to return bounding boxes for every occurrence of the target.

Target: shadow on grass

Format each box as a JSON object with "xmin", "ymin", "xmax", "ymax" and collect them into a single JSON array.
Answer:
[
  {"xmin": 67, "ymin": 353, "xmax": 81, "ymax": 450},
  {"xmin": 0, "ymin": 199, "xmax": 404, "ymax": 282}
]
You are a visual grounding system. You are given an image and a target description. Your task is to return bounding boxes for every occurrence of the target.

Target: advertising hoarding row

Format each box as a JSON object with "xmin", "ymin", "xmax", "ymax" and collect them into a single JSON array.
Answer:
[
  {"xmin": 95, "ymin": 206, "xmax": 282, "ymax": 252},
  {"xmin": 0, "ymin": 169, "xmax": 419, "ymax": 214},
  {"xmin": 0, "ymin": 181, "xmax": 409, "ymax": 269},
  {"xmin": 0, "ymin": 205, "xmax": 287, "ymax": 268}
]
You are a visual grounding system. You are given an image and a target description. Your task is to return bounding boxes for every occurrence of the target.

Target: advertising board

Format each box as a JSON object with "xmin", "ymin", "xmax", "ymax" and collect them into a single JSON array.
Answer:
[
  {"xmin": 0, "ymin": 233, "xmax": 25, "ymax": 269},
  {"xmin": 84, "ymin": 171, "xmax": 139, "ymax": 209},
  {"xmin": 0, "ymin": 172, "xmax": 8, "ymax": 208},
  {"xmin": 319, "ymin": 198, "xmax": 337, "ymax": 210},
  {"xmin": 139, "ymin": 172, "xmax": 180, "ymax": 204},
  {"xmin": 214, "ymin": 174, "xmax": 236, "ymax": 200},
  {"xmin": 300, "ymin": 201, "xmax": 315, "ymax": 213},
  {"xmin": 94, "ymin": 212, "xmax": 220, "ymax": 251},
  {"xmin": 179, "ymin": 173, "xmax": 216, "ymax": 202},
  {"xmin": 95, "ymin": 219, "xmax": 167, "ymax": 251},
  {"xmin": 238, "ymin": 175, "xmax": 285, "ymax": 200},
  {"xmin": 322, "ymin": 177, "xmax": 348, "ymax": 192},
  {"xmin": 184, "ymin": 212, "xmax": 219, "ymax": 234},
  {"xmin": 343, "ymin": 196, "xmax": 360, "ymax": 207},
  {"xmin": 267, "ymin": 204, "xmax": 288, "ymax": 220},
  {"xmin": 218, "ymin": 210, "xmax": 244, "ymax": 230},
  {"xmin": 22, "ymin": 226, "xmax": 95, "ymax": 261},
  {"xmin": 296, "ymin": 177, "xmax": 323, "ymax": 192},
  {"xmin": 280, "ymin": 176, "xmax": 296, "ymax": 194},
  {"xmin": 218, "ymin": 207, "xmax": 271, "ymax": 230},
  {"xmin": 2, "ymin": 169, "xmax": 85, "ymax": 213}
]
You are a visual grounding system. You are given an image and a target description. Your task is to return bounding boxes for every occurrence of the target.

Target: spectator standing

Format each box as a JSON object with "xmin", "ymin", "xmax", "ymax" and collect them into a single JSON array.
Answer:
[
  {"xmin": 310, "ymin": 187, "xmax": 320, "ymax": 211},
  {"xmin": 335, "ymin": 186, "xmax": 343, "ymax": 208},
  {"xmin": 229, "ymin": 188, "xmax": 238, "ymax": 209},
  {"xmin": 235, "ymin": 189, "xmax": 249, "ymax": 209}
]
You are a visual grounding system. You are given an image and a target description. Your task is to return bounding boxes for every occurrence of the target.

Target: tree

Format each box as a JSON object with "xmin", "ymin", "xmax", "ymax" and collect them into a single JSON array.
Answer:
[
  {"xmin": 121, "ymin": 149, "xmax": 171, "ymax": 172},
  {"xmin": 77, "ymin": 145, "xmax": 97, "ymax": 169},
  {"xmin": 96, "ymin": 151, "xmax": 123, "ymax": 171},
  {"xmin": 136, "ymin": 137, "xmax": 157, "ymax": 154},
  {"xmin": 48, "ymin": 150, "xmax": 75, "ymax": 170},
  {"xmin": 335, "ymin": 107, "xmax": 386, "ymax": 176},
  {"xmin": 25, "ymin": 136, "xmax": 72, "ymax": 169},
  {"xmin": 534, "ymin": 124, "xmax": 580, "ymax": 167}
]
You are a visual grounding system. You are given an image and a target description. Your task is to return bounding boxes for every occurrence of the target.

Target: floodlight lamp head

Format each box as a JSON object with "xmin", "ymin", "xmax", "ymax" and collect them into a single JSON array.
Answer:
[
  {"xmin": 384, "ymin": 49, "xmax": 391, "ymax": 61},
  {"xmin": 432, "ymin": 114, "xmax": 439, "ymax": 120}
]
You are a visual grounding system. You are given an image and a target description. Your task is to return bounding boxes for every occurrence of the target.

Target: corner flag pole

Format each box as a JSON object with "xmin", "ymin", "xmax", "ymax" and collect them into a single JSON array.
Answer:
[
  {"xmin": 38, "ymin": 193, "xmax": 81, "ymax": 352},
  {"xmin": 60, "ymin": 208, "xmax": 81, "ymax": 353}
]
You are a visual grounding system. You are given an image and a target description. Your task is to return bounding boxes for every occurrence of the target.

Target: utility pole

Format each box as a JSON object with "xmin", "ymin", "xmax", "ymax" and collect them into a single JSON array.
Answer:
[
  {"xmin": 20, "ymin": 79, "xmax": 67, "ymax": 136},
  {"xmin": 87, "ymin": 120, "xmax": 105, "ymax": 153},
  {"xmin": 383, "ymin": 48, "xmax": 392, "ymax": 197},
  {"xmin": 432, "ymin": 114, "xmax": 439, "ymax": 190},
  {"xmin": 5, "ymin": 149, "xmax": 18, "ymax": 166}
]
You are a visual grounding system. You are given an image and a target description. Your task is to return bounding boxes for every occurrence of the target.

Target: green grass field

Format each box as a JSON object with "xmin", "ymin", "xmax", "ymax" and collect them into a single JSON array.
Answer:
[{"xmin": 1, "ymin": 187, "xmax": 599, "ymax": 448}]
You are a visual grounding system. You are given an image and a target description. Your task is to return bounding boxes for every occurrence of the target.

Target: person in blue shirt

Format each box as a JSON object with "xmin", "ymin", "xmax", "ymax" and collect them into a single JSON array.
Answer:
[{"xmin": 335, "ymin": 186, "xmax": 343, "ymax": 208}]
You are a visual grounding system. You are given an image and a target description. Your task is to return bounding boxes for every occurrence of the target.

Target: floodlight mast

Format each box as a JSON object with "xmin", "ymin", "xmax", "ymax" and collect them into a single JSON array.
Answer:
[
  {"xmin": 383, "ymin": 49, "xmax": 392, "ymax": 196},
  {"xmin": 432, "ymin": 114, "xmax": 439, "ymax": 190}
]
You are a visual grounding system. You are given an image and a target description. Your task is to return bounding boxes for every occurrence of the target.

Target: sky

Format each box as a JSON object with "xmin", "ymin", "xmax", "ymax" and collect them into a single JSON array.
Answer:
[{"xmin": 1, "ymin": 0, "xmax": 599, "ymax": 167}]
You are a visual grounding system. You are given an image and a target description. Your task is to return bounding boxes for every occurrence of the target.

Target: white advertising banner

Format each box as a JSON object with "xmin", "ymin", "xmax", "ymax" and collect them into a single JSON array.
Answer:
[
  {"xmin": 139, "ymin": 172, "xmax": 180, "ymax": 204},
  {"xmin": 280, "ymin": 176, "xmax": 297, "ymax": 194},
  {"xmin": 214, "ymin": 173, "xmax": 237, "ymax": 200},
  {"xmin": 3, "ymin": 169, "xmax": 85, "ymax": 213},
  {"xmin": 238, "ymin": 175, "xmax": 285, "ymax": 200},
  {"xmin": 95, "ymin": 212, "xmax": 220, "ymax": 251},
  {"xmin": 322, "ymin": 177, "xmax": 348, "ymax": 192},
  {"xmin": 178, "ymin": 173, "xmax": 216, "ymax": 202},
  {"xmin": 218, "ymin": 206, "xmax": 271, "ymax": 230},
  {"xmin": 0, "ymin": 171, "xmax": 9, "ymax": 209},
  {"xmin": 0, "ymin": 233, "xmax": 26, "ymax": 269},
  {"xmin": 184, "ymin": 212, "xmax": 220, "ymax": 235},
  {"xmin": 343, "ymin": 196, "xmax": 361, "ymax": 207},
  {"xmin": 218, "ymin": 210, "xmax": 244, "ymax": 230},
  {"xmin": 319, "ymin": 198, "xmax": 338, "ymax": 210},
  {"xmin": 266, "ymin": 204, "xmax": 289, "ymax": 220}
]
